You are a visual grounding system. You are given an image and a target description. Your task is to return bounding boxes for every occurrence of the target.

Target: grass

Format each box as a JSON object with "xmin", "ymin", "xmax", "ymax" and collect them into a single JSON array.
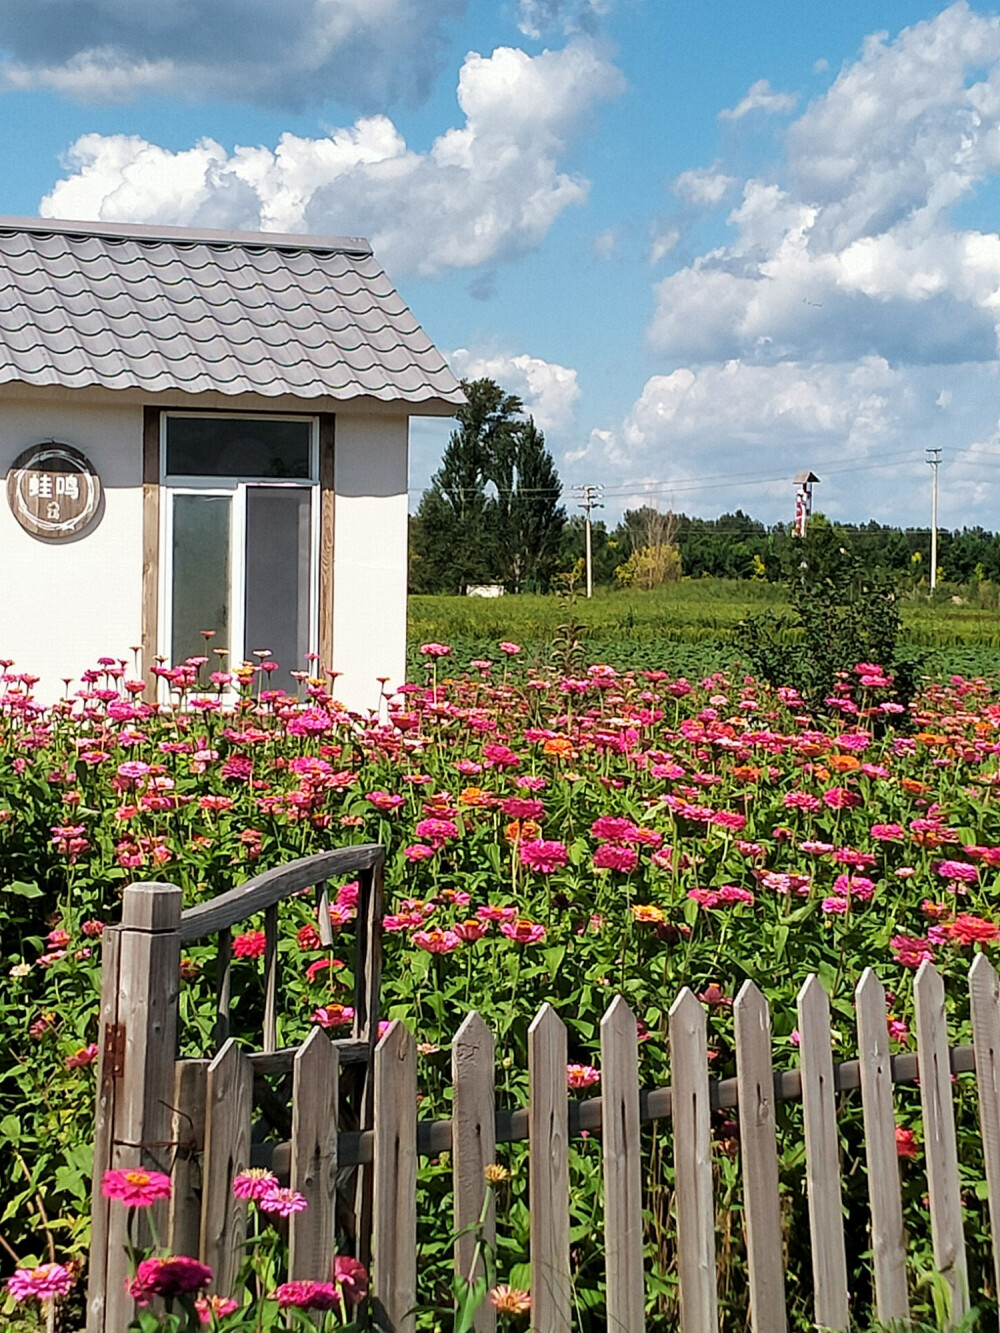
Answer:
[{"xmin": 407, "ymin": 579, "xmax": 1000, "ymax": 676}]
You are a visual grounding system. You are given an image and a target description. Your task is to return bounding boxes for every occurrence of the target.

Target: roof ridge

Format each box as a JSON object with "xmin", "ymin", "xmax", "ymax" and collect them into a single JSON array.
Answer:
[{"xmin": 0, "ymin": 215, "xmax": 373, "ymax": 257}]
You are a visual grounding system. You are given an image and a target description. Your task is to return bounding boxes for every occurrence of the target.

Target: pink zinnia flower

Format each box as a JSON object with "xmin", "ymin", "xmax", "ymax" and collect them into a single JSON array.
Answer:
[
  {"xmin": 404, "ymin": 844, "xmax": 436, "ymax": 862},
  {"xmin": 591, "ymin": 816, "xmax": 640, "ymax": 843},
  {"xmin": 499, "ymin": 919, "xmax": 546, "ymax": 944},
  {"xmin": 233, "ymin": 1168, "xmax": 279, "ymax": 1200},
  {"xmin": 823, "ymin": 787, "xmax": 861, "ymax": 811},
  {"xmin": 477, "ymin": 904, "xmax": 518, "ymax": 923},
  {"xmin": 312, "ymin": 1004, "xmax": 355, "ymax": 1028},
  {"xmin": 890, "ymin": 935, "xmax": 935, "ymax": 969},
  {"xmin": 567, "ymin": 1063, "xmax": 600, "ymax": 1089},
  {"xmin": 274, "ymin": 1280, "xmax": 341, "ymax": 1310},
  {"xmin": 453, "ymin": 918, "xmax": 490, "ymax": 942},
  {"xmin": 129, "ymin": 1256, "xmax": 212, "ymax": 1304},
  {"xmin": 195, "ymin": 1294, "xmax": 240, "ymax": 1324},
  {"xmin": 419, "ymin": 642, "xmax": 452, "ymax": 658},
  {"xmin": 519, "ymin": 839, "xmax": 567, "ymax": 873},
  {"xmin": 871, "ymin": 823, "xmax": 905, "ymax": 841},
  {"xmin": 102, "ymin": 1168, "xmax": 172, "ymax": 1207},
  {"xmin": 333, "ymin": 1255, "xmax": 369, "ymax": 1305},
  {"xmin": 413, "ymin": 928, "xmax": 463, "ymax": 954},
  {"xmin": 7, "ymin": 1263, "xmax": 74, "ymax": 1303},
  {"xmin": 259, "ymin": 1187, "xmax": 309, "ymax": 1217},
  {"xmin": 66, "ymin": 1043, "xmax": 99, "ymax": 1069},
  {"xmin": 936, "ymin": 860, "xmax": 978, "ymax": 883},
  {"xmin": 233, "ymin": 930, "xmax": 267, "ymax": 959},
  {"xmin": 592, "ymin": 844, "xmax": 638, "ymax": 873},
  {"xmin": 499, "ymin": 642, "xmax": 522, "ymax": 656}
]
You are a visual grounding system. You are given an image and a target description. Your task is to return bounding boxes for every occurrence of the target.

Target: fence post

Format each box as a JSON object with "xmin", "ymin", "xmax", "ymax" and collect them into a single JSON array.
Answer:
[{"xmin": 86, "ymin": 882, "xmax": 183, "ymax": 1333}]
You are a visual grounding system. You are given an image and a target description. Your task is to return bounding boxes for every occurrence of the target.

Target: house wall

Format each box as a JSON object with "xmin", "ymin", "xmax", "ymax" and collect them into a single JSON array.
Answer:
[
  {"xmin": 0, "ymin": 385, "xmax": 416, "ymax": 711},
  {"xmin": 0, "ymin": 391, "xmax": 145, "ymax": 694},
  {"xmin": 332, "ymin": 411, "xmax": 409, "ymax": 712}
]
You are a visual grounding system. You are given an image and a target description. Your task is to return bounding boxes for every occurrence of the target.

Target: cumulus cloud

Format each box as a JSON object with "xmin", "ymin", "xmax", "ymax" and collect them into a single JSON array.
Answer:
[
  {"xmin": 649, "ymin": 4, "xmax": 1000, "ymax": 367},
  {"xmin": 39, "ymin": 40, "xmax": 623, "ymax": 279},
  {"xmin": 446, "ymin": 348, "xmax": 581, "ymax": 433},
  {"xmin": 0, "ymin": 0, "xmax": 464, "ymax": 112},
  {"xmin": 719, "ymin": 78, "xmax": 798, "ymax": 121},
  {"xmin": 516, "ymin": 0, "xmax": 613, "ymax": 39},
  {"xmin": 672, "ymin": 167, "xmax": 736, "ymax": 206}
]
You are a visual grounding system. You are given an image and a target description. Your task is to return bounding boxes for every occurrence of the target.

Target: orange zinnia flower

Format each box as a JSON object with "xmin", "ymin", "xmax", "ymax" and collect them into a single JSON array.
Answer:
[
  {"xmin": 828, "ymin": 754, "xmax": 860, "ymax": 773},
  {"xmin": 901, "ymin": 777, "xmax": 930, "ymax": 795},
  {"xmin": 459, "ymin": 786, "xmax": 490, "ymax": 807},
  {"xmin": 542, "ymin": 736, "xmax": 574, "ymax": 758}
]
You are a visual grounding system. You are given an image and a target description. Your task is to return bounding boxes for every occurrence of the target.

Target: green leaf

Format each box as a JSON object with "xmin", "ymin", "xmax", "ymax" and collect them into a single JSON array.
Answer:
[{"xmin": 6, "ymin": 880, "xmax": 42, "ymax": 898}]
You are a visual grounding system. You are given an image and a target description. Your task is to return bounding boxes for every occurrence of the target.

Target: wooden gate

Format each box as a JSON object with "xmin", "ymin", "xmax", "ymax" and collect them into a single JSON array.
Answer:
[{"xmin": 85, "ymin": 845, "xmax": 384, "ymax": 1333}]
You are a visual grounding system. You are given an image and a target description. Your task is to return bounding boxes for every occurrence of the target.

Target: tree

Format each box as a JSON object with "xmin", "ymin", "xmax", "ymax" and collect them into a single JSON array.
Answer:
[{"xmin": 410, "ymin": 378, "xmax": 565, "ymax": 593}]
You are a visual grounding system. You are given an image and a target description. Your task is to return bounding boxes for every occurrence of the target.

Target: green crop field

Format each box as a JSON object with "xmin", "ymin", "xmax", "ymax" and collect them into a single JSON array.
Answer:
[{"xmin": 408, "ymin": 579, "xmax": 1000, "ymax": 678}]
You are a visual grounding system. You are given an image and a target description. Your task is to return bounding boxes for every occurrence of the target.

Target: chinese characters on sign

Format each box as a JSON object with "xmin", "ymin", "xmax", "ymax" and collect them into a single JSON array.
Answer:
[{"xmin": 6, "ymin": 443, "xmax": 101, "ymax": 540}]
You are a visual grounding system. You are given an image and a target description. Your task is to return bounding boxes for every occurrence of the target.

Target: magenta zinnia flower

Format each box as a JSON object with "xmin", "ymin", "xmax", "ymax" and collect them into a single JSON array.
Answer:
[
  {"xmin": 499, "ymin": 919, "xmax": 546, "ymax": 944},
  {"xmin": 332, "ymin": 1254, "xmax": 369, "ymax": 1304},
  {"xmin": 101, "ymin": 1168, "xmax": 172, "ymax": 1207},
  {"xmin": 232, "ymin": 1168, "xmax": 279, "ymax": 1201},
  {"xmin": 128, "ymin": 1256, "xmax": 212, "ymax": 1304},
  {"xmin": 519, "ymin": 839, "xmax": 567, "ymax": 873},
  {"xmin": 7, "ymin": 1263, "xmax": 74, "ymax": 1302},
  {"xmin": 274, "ymin": 1280, "xmax": 342, "ymax": 1310}
]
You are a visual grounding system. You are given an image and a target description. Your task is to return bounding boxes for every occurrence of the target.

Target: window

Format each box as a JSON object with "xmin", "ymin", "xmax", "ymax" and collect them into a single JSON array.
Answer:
[{"xmin": 161, "ymin": 414, "xmax": 319, "ymax": 676}]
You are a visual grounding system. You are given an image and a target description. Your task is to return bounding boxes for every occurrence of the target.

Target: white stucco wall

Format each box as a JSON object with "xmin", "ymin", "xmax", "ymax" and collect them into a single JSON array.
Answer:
[
  {"xmin": 0, "ymin": 384, "xmax": 425, "ymax": 711},
  {"xmin": 0, "ymin": 388, "xmax": 144, "ymax": 694},
  {"xmin": 332, "ymin": 411, "xmax": 409, "ymax": 713}
]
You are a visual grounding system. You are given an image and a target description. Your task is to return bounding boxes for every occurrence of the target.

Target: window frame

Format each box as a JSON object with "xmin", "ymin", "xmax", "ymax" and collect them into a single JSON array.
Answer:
[{"xmin": 158, "ymin": 412, "xmax": 321, "ymax": 671}]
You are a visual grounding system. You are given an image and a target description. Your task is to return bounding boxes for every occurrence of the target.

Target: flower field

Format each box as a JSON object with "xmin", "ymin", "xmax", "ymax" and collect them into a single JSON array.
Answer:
[{"xmin": 4, "ymin": 646, "xmax": 1000, "ymax": 1327}]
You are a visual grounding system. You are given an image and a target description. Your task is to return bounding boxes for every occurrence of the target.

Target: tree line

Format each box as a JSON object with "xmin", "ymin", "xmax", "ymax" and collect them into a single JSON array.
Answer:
[{"xmin": 410, "ymin": 378, "xmax": 1000, "ymax": 594}]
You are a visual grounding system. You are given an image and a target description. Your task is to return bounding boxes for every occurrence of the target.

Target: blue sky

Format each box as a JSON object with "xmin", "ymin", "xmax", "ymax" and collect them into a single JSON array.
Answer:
[{"xmin": 2, "ymin": 0, "xmax": 1000, "ymax": 529}]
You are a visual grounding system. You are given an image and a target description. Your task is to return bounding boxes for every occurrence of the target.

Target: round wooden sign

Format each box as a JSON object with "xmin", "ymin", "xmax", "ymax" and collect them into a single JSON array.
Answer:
[{"xmin": 6, "ymin": 443, "xmax": 101, "ymax": 540}]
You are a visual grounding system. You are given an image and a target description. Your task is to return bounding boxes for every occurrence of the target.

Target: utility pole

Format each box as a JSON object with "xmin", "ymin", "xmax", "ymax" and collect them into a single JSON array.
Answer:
[
  {"xmin": 572, "ymin": 483, "xmax": 604, "ymax": 598},
  {"xmin": 926, "ymin": 448, "xmax": 941, "ymax": 590}
]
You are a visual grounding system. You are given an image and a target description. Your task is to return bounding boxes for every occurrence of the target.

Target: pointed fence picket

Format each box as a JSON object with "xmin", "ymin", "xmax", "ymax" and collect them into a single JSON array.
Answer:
[{"xmin": 88, "ymin": 886, "xmax": 1000, "ymax": 1333}]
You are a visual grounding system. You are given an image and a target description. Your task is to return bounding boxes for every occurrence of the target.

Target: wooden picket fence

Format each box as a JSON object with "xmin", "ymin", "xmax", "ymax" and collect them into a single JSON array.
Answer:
[
  {"xmin": 87, "ymin": 862, "xmax": 1000, "ymax": 1332},
  {"xmin": 85, "ymin": 847, "xmax": 385, "ymax": 1333}
]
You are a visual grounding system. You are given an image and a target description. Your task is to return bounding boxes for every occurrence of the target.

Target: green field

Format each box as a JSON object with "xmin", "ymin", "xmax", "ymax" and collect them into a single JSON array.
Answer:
[{"xmin": 408, "ymin": 579, "xmax": 1000, "ymax": 677}]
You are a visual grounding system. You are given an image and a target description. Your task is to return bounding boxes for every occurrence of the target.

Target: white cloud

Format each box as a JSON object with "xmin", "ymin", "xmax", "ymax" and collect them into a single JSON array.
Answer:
[
  {"xmin": 516, "ymin": 0, "xmax": 612, "ymax": 39},
  {"xmin": 593, "ymin": 227, "xmax": 618, "ymax": 258},
  {"xmin": 39, "ymin": 40, "xmax": 623, "ymax": 279},
  {"xmin": 648, "ymin": 4, "xmax": 1000, "ymax": 367},
  {"xmin": 649, "ymin": 226, "xmax": 679, "ymax": 265},
  {"xmin": 446, "ymin": 348, "xmax": 581, "ymax": 432},
  {"xmin": 672, "ymin": 167, "xmax": 736, "ymax": 206},
  {"xmin": 719, "ymin": 78, "xmax": 798, "ymax": 121},
  {"xmin": 0, "ymin": 0, "xmax": 464, "ymax": 112}
]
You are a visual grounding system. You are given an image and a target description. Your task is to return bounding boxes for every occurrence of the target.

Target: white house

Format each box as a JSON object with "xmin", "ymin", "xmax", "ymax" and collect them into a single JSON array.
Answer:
[{"xmin": 0, "ymin": 217, "xmax": 463, "ymax": 711}]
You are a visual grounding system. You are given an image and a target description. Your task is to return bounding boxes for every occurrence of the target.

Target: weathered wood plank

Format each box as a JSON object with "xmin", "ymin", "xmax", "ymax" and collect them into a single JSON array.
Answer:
[
  {"xmin": 970, "ymin": 952, "xmax": 1000, "ymax": 1306},
  {"xmin": 106, "ymin": 885, "xmax": 182, "ymax": 1331},
  {"xmin": 85, "ymin": 923, "xmax": 122, "ymax": 1333},
  {"xmin": 797, "ymin": 975, "xmax": 849, "ymax": 1332},
  {"xmin": 289, "ymin": 1029, "xmax": 339, "ymax": 1282},
  {"xmin": 734, "ymin": 981, "xmax": 786, "ymax": 1333},
  {"xmin": 855, "ymin": 968, "xmax": 909, "ymax": 1325},
  {"xmin": 914, "ymin": 961, "xmax": 968, "ymax": 1325},
  {"xmin": 601, "ymin": 996, "xmax": 645, "ymax": 1333},
  {"xmin": 200, "ymin": 1040, "xmax": 253, "ymax": 1297},
  {"xmin": 263, "ymin": 903, "xmax": 278, "ymax": 1054},
  {"xmin": 452, "ymin": 1011, "xmax": 496, "ymax": 1333},
  {"xmin": 373, "ymin": 1021, "xmax": 417, "ymax": 1333},
  {"xmin": 528, "ymin": 1003, "xmax": 571, "ymax": 1333},
  {"xmin": 179, "ymin": 845, "xmax": 385, "ymax": 942},
  {"xmin": 315, "ymin": 879, "xmax": 334, "ymax": 948},
  {"xmin": 168, "ymin": 1059, "xmax": 209, "ymax": 1260},
  {"xmin": 214, "ymin": 927, "xmax": 231, "ymax": 1051},
  {"xmin": 669, "ymin": 987, "xmax": 718, "ymax": 1333},
  {"xmin": 352, "ymin": 857, "xmax": 385, "ymax": 1276}
]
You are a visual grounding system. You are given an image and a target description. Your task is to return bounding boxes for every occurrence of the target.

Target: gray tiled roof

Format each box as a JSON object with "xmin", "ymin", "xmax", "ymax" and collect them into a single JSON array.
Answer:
[{"xmin": 0, "ymin": 217, "xmax": 465, "ymax": 405}]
